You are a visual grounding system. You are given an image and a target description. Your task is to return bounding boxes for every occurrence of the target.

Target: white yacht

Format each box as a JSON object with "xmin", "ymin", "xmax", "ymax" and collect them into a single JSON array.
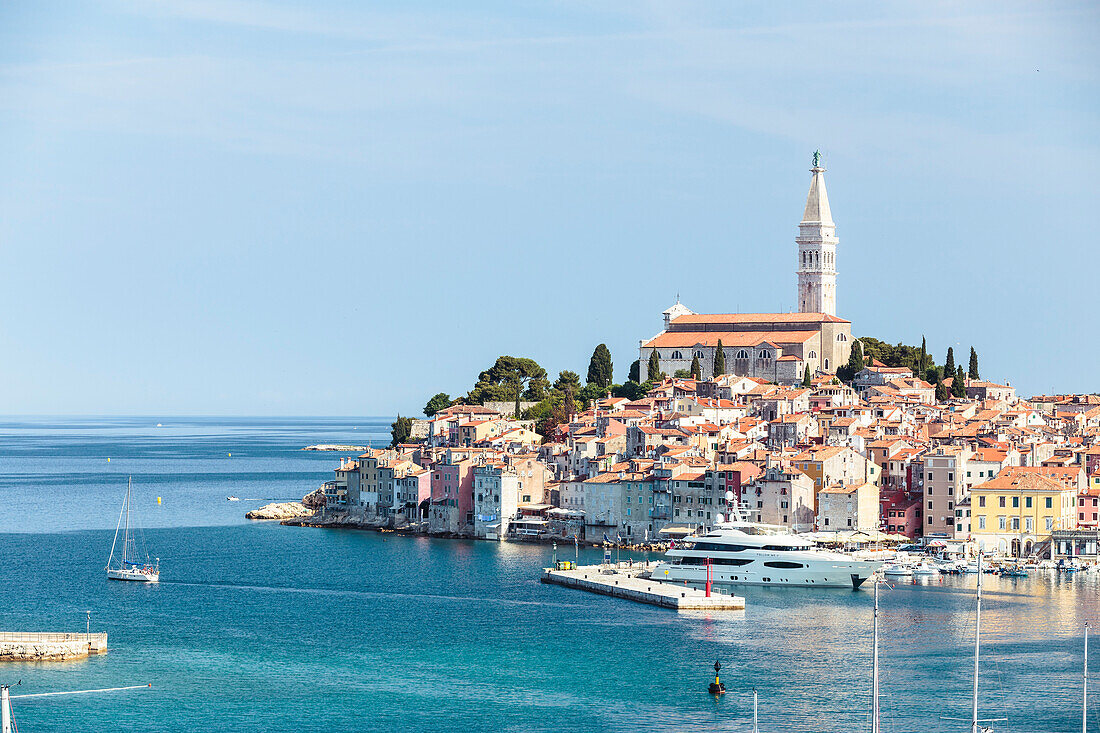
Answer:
[{"xmin": 652, "ymin": 522, "xmax": 881, "ymax": 590}]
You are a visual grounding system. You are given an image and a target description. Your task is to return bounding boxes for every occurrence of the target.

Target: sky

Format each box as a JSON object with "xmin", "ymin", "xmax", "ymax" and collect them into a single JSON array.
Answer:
[{"xmin": 0, "ymin": 1, "xmax": 1097, "ymax": 416}]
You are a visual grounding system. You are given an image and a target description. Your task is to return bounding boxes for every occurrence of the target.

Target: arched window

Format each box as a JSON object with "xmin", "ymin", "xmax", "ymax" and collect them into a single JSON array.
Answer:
[
  {"xmin": 736, "ymin": 350, "xmax": 749, "ymax": 359},
  {"xmin": 837, "ymin": 333, "xmax": 847, "ymax": 342},
  {"xmin": 693, "ymin": 350, "xmax": 704, "ymax": 359},
  {"xmin": 824, "ymin": 358, "xmax": 830, "ymax": 371},
  {"xmin": 759, "ymin": 351, "xmax": 771, "ymax": 360},
  {"xmin": 670, "ymin": 351, "xmax": 683, "ymax": 360},
  {"xmin": 808, "ymin": 351, "xmax": 817, "ymax": 359}
]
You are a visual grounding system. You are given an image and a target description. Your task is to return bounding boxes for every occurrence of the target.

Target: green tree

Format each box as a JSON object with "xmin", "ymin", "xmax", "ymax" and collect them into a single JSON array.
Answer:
[
  {"xmin": 713, "ymin": 340, "xmax": 726, "ymax": 377},
  {"xmin": 952, "ymin": 366, "xmax": 967, "ymax": 398},
  {"xmin": 969, "ymin": 347, "xmax": 979, "ymax": 380},
  {"xmin": 647, "ymin": 349, "xmax": 663, "ymax": 381},
  {"xmin": 586, "ymin": 344, "xmax": 614, "ymax": 389},
  {"xmin": 935, "ymin": 379, "xmax": 950, "ymax": 402},
  {"xmin": 673, "ymin": 369, "xmax": 691, "ymax": 379},
  {"xmin": 945, "ymin": 347, "xmax": 955, "ymax": 375},
  {"xmin": 612, "ymin": 381, "xmax": 648, "ymax": 401},
  {"xmin": 467, "ymin": 356, "xmax": 549, "ymax": 408},
  {"xmin": 802, "ymin": 366, "xmax": 812, "ymax": 387},
  {"xmin": 627, "ymin": 360, "xmax": 641, "ymax": 383},
  {"xmin": 919, "ymin": 336, "xmax": 927, "ymax": 376},
  {"xmin": 579, "ymin": 382, "xmax": 607, "ymax": 409},
  {"xmin": 925, "ymin": 366, "xmax": 943, "ymax": 386},
  {"xmin": 689, "ymin": 355, "xmax": 702, "ymax": 380},
  {"xmin": 836, "ymin": 340, "xmax": 865, "ymax": 382},
  {"xmin": 390, "ymin": 415, "xmax": 413, "ymax": 447},
  {"xmin": 554, "ymin": 370, "xmax": 582, "ymax": 394},
  {"xmin": 423, "ymin": 393, "xmax": 452, "ymax": 417}
]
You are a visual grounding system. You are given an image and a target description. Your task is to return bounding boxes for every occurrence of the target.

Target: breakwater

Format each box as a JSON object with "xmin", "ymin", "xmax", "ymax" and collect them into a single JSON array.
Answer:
[{"xmin": 0, "ymin": 632, "xmax": 108, "ymax": 661}]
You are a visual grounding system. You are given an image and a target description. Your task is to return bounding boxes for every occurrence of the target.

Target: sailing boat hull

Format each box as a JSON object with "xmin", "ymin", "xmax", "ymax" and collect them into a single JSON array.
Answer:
[{"xmin": 107, "ymin": 568, "xmax": 159, "ymax": 582}]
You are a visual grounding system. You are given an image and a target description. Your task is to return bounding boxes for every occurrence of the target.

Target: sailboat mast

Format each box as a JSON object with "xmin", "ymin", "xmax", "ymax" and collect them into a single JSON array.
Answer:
[
  {"xmin": 872, "ymin": 578, "xmax": 880, "ymax": 733},
  {"xmin": 1085, "ymin": 622, "xmax": 1090, "ymax": 733},
  {"xmin": 972, "ymin": 549, "xmax": 983, "ymax": 733},
  {"xmin": 124, "ymin": 476, "xmax": 132, "ymax": 563},
  {"xmin": 106, "ymin": 482, "xmax": 127, "ymax": 570}
]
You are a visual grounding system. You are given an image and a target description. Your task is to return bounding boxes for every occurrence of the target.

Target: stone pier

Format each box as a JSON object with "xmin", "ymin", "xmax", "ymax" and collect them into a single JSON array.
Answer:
[
  {"xmin": 0, "ymin": 632, "xmax": 108, "ymax": 661},
  {"xmin": 541, "ymin": 564, "xmax": 745, "ymax": 611}
]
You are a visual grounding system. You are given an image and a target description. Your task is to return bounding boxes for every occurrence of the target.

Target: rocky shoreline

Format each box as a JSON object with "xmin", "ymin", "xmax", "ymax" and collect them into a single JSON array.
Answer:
[
  {"xmin": 246, "ymin": 487, "xmax": 326, "ymax": 521},
  {"xmin": 272, "ymin": 508, "xmax": 669, "ymax": 551}
]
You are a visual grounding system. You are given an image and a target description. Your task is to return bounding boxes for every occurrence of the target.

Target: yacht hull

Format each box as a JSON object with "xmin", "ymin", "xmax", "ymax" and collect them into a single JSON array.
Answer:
[
  {"xmin": 651, "ymin": 558, "xmax": 880, "ymax": 589},
  {"xmin": 107, "ymin": 569, "xmax": 159, "ymax": 582}
]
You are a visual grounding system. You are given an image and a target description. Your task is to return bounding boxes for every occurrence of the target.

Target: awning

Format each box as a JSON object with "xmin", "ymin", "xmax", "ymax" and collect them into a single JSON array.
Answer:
[
  {"xmin": 547, "ymin": 508, "xmax": 584, "ymax": 518},
  {"xmin": 657, "ymin": 523, "xmax": 697, "ymax": 537}
]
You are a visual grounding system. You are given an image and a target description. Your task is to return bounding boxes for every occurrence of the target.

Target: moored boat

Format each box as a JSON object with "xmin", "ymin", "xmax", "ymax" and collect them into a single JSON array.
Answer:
[
  {"xmin": 106, "ymin": 477, "xmax": 160, "ymax": 583},
  {"xmin": 651, "ymin": 520, "xmax": 880, "ymax": 590}
]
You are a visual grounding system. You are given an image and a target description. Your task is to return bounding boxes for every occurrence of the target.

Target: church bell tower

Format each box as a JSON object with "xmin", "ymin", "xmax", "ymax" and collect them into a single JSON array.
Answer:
[{"xmin": 796, "ymin": 152, "xmax": 837, "ymax": 316}]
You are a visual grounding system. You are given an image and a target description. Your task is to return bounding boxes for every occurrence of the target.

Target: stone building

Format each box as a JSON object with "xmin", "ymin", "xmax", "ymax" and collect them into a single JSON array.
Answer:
[{"xmin": 640, "ymin": 157, "xmax": 853, "ymax": 382}]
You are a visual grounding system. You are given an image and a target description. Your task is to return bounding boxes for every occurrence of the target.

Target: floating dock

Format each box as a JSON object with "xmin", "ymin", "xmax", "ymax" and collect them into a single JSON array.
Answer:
[
  {"xmin": 0, "ymin": 633, "xmax": 108, "ymax": 662},
  {"xmin": 541, "ymin": 565, "xmax": 745, "ymax": 610}
]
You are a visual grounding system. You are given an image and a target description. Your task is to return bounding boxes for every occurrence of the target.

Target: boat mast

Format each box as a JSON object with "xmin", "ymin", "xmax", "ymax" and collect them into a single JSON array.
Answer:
[
  {"xmin": 872, "ymin": 577, "xmax": 880, "ymax": 733},
  {"xmin": 972, "ymin": 549, "xmax": 983, "ymax": 733},
  {"xmin": 2, "ymin": 685, "xmax": 10, "ymax": 733},
  {"xmin": 752, "ymin": 688, "xmax": 758, "ymax": 733},
  {"xmin": 106, "ymin": 481, "xmax": 127, "ymax": 570},
  {"xmin": 124, "ymin": 476, "xmax": 132, "ymax": 564},
  {"xmin": 1085, "ymin": 622, "xmax": 1090, "ymax": 733}
]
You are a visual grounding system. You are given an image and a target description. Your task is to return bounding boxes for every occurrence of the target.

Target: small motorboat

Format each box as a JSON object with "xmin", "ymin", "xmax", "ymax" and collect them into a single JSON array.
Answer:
[
  {"xmin": 227, "ymin": 496, "xmax": 240, "ymax": 501},
  {"xmin": 883, "ymin": 563, "xmax": 913, "ymax": 578},
  {"xmin": 912, "ymin": 563, "xmax": 939, "ymax": 577},
  {"xmin": 999, "ymin": 566, "xmax": 1028, "ymax": 578}
]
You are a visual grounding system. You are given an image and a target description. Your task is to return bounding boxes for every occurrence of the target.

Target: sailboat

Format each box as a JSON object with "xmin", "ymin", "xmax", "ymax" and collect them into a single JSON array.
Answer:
[{"xmin": 106, "ymin": 477, "xmax": 160, "ymax": 582}]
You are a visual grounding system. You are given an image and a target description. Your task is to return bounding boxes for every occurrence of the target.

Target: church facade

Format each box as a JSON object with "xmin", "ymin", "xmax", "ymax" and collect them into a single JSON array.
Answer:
[{"xmin": 640, "ymin": 157, "xmax": 853, "ymax": 384}]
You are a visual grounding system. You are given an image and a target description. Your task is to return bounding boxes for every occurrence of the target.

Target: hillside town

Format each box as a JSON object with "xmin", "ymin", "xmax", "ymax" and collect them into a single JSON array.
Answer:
[
  {"xmin": 315, "ymin": 371, "xmax": 1100, "ymax": 562},
  {"xmin": 309, "ymin": 158, "xmax": 1100, "ymax": 564}
]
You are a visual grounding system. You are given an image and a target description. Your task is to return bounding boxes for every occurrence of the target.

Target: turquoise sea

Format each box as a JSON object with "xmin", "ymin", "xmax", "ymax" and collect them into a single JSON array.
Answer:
[{"xmin": 0, "ymin": 417, "xmax": 1097, "ymax": 732}]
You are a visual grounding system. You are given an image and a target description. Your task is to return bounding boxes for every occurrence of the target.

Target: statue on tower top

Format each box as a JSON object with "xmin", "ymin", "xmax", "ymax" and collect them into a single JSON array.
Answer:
[{"xmin": 812, "ymin": 150, "xmax": 822, "ymax": 168}]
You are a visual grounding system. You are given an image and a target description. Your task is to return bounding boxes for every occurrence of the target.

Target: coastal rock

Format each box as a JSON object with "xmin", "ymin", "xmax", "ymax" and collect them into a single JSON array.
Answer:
[
  {"xmin": 301, "ymin": 486, "xmax": 326, "ymax": 510},
  {"xmin": 246, "ymin": 502, "xmax": 314, "ymax": 521}
]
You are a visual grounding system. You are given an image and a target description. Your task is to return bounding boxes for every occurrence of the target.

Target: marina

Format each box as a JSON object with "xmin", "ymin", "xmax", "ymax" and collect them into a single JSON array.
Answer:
[{"xmin": 540, "ymin": 563, "xmax": 745, "ymax": 610}]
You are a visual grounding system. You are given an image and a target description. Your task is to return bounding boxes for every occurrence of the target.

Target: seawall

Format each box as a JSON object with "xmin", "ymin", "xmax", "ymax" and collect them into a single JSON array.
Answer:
[{"xmin": 0, "ymin": 632, "xmax": 108, "ymax": 661}]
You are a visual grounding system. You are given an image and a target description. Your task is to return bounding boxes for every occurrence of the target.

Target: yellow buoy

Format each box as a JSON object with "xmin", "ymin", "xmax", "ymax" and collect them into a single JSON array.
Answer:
[
  {"xmin": 107, "ymin": 457, "xmax": 110, "ymax": 462},
  {"xmin": 157, "ymin": 497, "xmax": 162, "ymax": 505},
  {"xmin": 228, "ymin": 453, "xmax": 231, "ymax": 457}
]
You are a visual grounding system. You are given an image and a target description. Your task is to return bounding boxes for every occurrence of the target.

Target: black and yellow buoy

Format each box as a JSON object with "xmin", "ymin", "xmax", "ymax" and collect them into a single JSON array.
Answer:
[{"xmin": 708, "ymin": 660, "xmax": 726, "ymax": 694}]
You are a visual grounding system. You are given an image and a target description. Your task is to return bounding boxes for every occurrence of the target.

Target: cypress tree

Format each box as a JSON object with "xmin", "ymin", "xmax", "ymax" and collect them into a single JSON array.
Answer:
[
  {"xmin": 713, "ymin": 340, "xmax": 726, "ymax": 377},
  {"xmin": 802, "ymin": 366, "xmax": 812, "ymax": 387},
  {"xmin": 689, "ymin": 355, "xmax": 701, "ymax": 380},
  {"xmin": 647, "ymin": 349, "xmax": 662, "ymax": 381},
  {"xmin": 587, "ymin": 344, "xmax": 613, "ymax": 389},
  {"xmin": 628, "ymin": 359, "xmax": 640, "ymax": 383},
  {"xmin": 952, "ymin": 366, "xmax": 967, "ymax": 398},
  {"xmin": 968, "ymin": 347, "xmax": 979, "ymax": 380},
  {"xmin": 945, "ymin": 347, "xmax": 955, "ymax": 374},
  {"xmin": 935, "ymin": 379, "xmax": 950, "ymax": 403},
  {"xmin": 919, "ymin": 336, "xmax": 927, "ymax": 376}
]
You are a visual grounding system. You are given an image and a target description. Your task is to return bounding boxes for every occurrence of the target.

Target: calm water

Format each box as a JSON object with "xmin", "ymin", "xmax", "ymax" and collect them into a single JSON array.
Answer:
[{"xmin": 0, "ymin": 417, "xmax": 1097, "ymax": 732}]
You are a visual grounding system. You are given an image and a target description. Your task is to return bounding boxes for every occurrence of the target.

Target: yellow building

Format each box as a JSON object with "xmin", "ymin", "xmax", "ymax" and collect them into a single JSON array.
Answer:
[{"xmin": 969, "ymin": 469, "xmax": 1077, "ymax": 557}]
